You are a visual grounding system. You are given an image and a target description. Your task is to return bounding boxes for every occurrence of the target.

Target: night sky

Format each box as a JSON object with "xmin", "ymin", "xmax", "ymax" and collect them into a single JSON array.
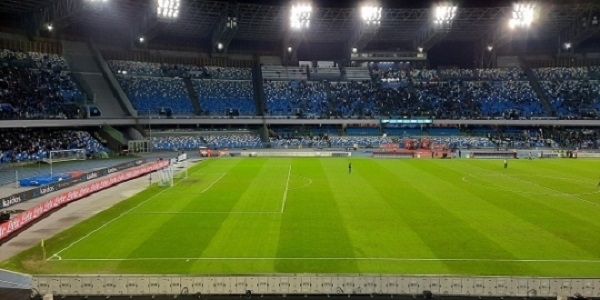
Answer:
[{"xmin": 237, "ymin": 0, "xmax": 597, "ymax": 68}]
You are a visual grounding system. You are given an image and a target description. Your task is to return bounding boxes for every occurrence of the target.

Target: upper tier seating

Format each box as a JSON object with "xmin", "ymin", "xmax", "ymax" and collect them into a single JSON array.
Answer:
[
  {"xmin": 264, "ymin": 81, "xmax": 328, "ymax": 117},
  {"xmin": 194, "ymin": 80, "xmax": 255, "ymax": 115},
  {"xmin": 0, "ymin": 49, "xmax": 83, "ymax": 119},
  {"xmin": 116, "ymin": 76, "xmax": 194, "ymax": 114},
  {"xmin": 534, "ymin": 67, "xmax": 600, "ymax": 118},
  {"xmin": 108, "ymin": 60, "xmax": 252, "ymax": 80}
]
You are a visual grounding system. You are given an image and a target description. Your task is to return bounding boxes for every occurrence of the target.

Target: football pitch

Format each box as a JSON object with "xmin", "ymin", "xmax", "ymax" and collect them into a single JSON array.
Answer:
[{"xmin": 2, "ymin": 157, "xmax": 600, "ymax": 277}]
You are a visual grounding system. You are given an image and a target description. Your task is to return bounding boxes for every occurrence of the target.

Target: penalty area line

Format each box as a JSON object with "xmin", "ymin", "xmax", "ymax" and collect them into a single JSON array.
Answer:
[
  {"xmin": 201, "ymin": 173, "xmax": 227, "ymax": 194},
  {"xmin": 463, "ymin": 163, "xmax": 600, "ymax": 209},
  {"xmin": 49, "ymin": 257, "xmax": 600, "ymax": 263},
  {"xmin": 48, "ymin": 166, "xmax": 207, "ymax": 261}
]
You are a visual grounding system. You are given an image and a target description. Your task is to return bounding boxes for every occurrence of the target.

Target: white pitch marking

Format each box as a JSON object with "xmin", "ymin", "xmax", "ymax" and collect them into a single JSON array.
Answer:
[
  {"xmin": 461, "ymin": 175, "xmax": 600, "ymax": 197},
  {"xmin": 200, "ymin": 173, "xmax": 227, "ymax": 194},
  {"xmin": 48, "ymin": 166, "xmax": 206, "ymax": 261},
  {"xmin": 281, "ymin": 165, "xmax": 292, "ymax": 213},
  {"xmin": 134, "ymin": 211, "xmax": 281, "ymax": 215},
  {"xmin": 464, "ymin": 163, "xmax": 600, "ymax": 208},
  {"xmin": 286, "ymin": 175, "xmax": 313, "ymax": 191},
  {"xmin": 49, "ymin": 257, "xmax": 600, "ymax": 263}
]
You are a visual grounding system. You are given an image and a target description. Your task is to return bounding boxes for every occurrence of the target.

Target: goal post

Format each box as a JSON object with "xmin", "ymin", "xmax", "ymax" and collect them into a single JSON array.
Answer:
[
  {"xmin": 174, "ymin": 166, "xmax": 188, "ymax": 180},
  {"xmin": 42, "ymin": 149, "xmax": 87, "ymax": 177},
  {"xmin": 157, "ymin": 167, "xmax": 174, "ymax": 187},
  {"xmin": 43, "ymin": 149, "xmax": 87, "ymax": 164},
  {"xmin": 157, "ymin": 165, "xmax": 188, "ymax": 187}
]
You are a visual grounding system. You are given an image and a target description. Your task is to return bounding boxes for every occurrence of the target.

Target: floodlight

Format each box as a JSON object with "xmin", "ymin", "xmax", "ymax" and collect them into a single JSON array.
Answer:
[
  {"xmin": 287, "ymin": 47, "xmax": 293, "ymax": 53},
  {"xmin": 508, "ymin": 3, "xmax": 536, "ymax": 29},
  {"xmin": 290, "ymin": 3, "xmax": 312, "ymax": 30},
  {"xmin": 361, "ymin": 5, "xmax": 382, "ymax": 25},
  {"xmin": 417, "ymin": 47, "xmax": 423, "ymax": 53},
  {"xmin": 434, "ymin": 4, "xmax": 457, "ymax": 25},
  {"xmin": 157, "ymin": 0, "xmax": 180, "ymax": 19},
  {"xmin": 352, "ymin": 47, "xmax": 358, "ymax": 53},
  {"xmin": 139, "ymin": 37, "xmax": 145, "ymax": 43},
  {"xmin": 487, "ymin": 45, "xmax": 493, "ymax": 51},
  {"xmin": 46, "ymin": 24, "xmax": 53, "ymax": 31},
  {"xmin": 564, "ymin": 42, "xmax": 572, "ymax": 49},
  {"xmin": 217, "ymin": 43, "xmax": 223, "ymax": 50}
]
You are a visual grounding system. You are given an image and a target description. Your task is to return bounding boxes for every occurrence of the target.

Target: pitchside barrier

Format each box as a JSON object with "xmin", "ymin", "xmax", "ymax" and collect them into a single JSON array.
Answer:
[
  {"xmin": 239, "ymin": 152, "xmax": 351, "ymax": 157},
  {"xmin": 468, "ymin": 152, "xmax": 518, "ymax": 159},
  {"xmin": 0, "ymin": 160, "xmax": 170, "ymax": 242},
  {"xmin": 576, "ymin": 152, "xmax": 600, "ymax": 158},
  {"xmin": 372, "ymin": 151, "xmax": 415, "ymax": 159},
  {"xmin": 0, "ymin": 159, "xmax": 147, "ymax": 210},
  {"xmin": 32, "ymin": 274, "xmax": 600, "ymax": 298}
]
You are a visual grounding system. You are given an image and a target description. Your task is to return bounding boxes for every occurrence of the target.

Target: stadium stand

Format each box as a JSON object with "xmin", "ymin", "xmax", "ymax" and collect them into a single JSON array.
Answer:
[
  {"xmin": 151, "ymin": 133, "xmax": 262, "ymax": 150},
  {"xmin": 0, "ymin": 49, "xmax": 84, "ymax": 119},
  {"xmin": 107, "ymin": 60, "xmax": 163, "ymax": 77},
  {"xmin": 329, "ymin": 81, "xmax": 377, "ymax": 118},
  {"xmin": 261, "ymin": 65, "xmax": 308, "ymax": 80},
  {"xmin": 116, "ymin": 76, "xmax": 194, "ymax": 114},
  {"xmin": 0, "ymin": 129, "xmax": 108, "ymax": 163},
  {"xmin": 107, "ymin": 60, "xmax": 252, "ymax": 80},
  {"xmin": 194, "ymin": 79, "xmax": 255, "ymax": 116},
  {"xmin": 264, "ymin": 81, "xmax": 329, "ymax": 117},
  {"xmin": 267, "ymin": 136, "xmax": 392, "ymax": 149},
  {"xmin": 534, "ymin": 67, "xmax": 600, "ymax": 118},
  {"xmin": 107, "ymin": 60, "xmax": 254, "ymax": 115}
]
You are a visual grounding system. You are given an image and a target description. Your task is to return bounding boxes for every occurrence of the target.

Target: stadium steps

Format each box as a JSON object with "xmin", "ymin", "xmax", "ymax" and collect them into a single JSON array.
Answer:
[
  {"xmin": 98, "ymin": 125, "xmax": 127, "ymax": 152},
  {"xmin": 324, "ymin": 81, "xmax": 334, "ymax": 113},
  {"xmin": 182, "ymin": 77, "xmax": 202, "ymax": 115},
  {"xmin": 520, "ymin": 58, "xmax": 556, "ymax": 117},
  {"xmin": 252, "ymin": 63, "xmax": 267, "ymax": 116},
  {"xmin": 61, "ymin": 41, "xmax": 133, "ymax": 118},
  {"xmin": 125, "ymin": 127, "xmax": 145, "ymax": 140}
]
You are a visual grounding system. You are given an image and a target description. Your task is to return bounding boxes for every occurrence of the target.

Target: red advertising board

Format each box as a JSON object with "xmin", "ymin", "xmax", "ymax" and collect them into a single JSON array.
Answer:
[{"xmin": 0, "ymin": 160, "xmax": 170, "ymax": 241}]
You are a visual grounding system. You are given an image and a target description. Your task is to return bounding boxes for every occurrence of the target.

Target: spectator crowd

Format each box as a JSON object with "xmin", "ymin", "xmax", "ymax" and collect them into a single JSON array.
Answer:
[
  {"xmin": 0, "ymin": 129, "xmax": 108, "ymax": 163},
  {"xmin": 0, "ymin": 49, "xmax": 83, "ymax": 119}
]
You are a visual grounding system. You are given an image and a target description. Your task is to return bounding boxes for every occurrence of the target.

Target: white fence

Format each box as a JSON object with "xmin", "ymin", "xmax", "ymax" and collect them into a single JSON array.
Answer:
[
  {"xmin": 33, "ymin": 275, "xmax": 600, "ymax": 297},
  {"xmin": 242, "ymin": 152, "xmax": 351, "ymax": 157}
]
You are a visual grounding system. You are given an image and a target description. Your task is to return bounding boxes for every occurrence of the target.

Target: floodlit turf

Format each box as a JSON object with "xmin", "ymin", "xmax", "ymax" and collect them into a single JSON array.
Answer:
[{"xmin": 2, "ymin": 157, "xmax": 600, "ymax": 276}]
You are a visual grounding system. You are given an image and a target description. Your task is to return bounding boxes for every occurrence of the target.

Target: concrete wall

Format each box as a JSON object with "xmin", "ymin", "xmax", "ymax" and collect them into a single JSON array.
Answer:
[{"xmin": 33, "ymin": 275, "xmax": 600, "ymax": 297}]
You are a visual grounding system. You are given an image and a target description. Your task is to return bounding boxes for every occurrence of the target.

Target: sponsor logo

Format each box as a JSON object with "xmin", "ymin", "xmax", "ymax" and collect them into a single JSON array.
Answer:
[
  {"xmin": 86, "ymin": 172, "xmax": 99, "ymax": 180},
  {"xmin": 135, "ymin": 159, "xmax": 144, "ymax": 165},
  {"xmin": 2, "ymin": 195, "xmax": 22, "ymax": 208},
  {"xmin": 39, "ymin": 185, "xmax": 55, "ymax": 195},
  {"xmin": 107, "ymin": 167, "xmax": 118, "ymax": 174},
  {"xmin": 0, "ymin": 223, "xmax": 7, "ymax": 237}
]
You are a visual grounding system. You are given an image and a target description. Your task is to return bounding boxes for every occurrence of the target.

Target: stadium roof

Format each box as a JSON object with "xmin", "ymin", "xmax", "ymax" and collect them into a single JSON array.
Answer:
[{"xmin": 0, "ymin": 0, "xmax": 598, "ymax": 52}]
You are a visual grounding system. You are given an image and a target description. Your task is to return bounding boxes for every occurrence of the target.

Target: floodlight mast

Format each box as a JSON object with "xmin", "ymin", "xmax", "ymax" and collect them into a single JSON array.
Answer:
[
  {"xmin": 361, "ymin": 5, "xmax": 382, "ymax": 25},
  {"xmin": 157, "ymin": 0, "xmax": 180, "ymax": 19},
  {"xmin": 415, "ymin": 3, "xmax": 456, "ymax": 53},
  {"xmin": 284, "ymin": 3, "xmax": 311, "ymax": 64},
  {"xmin": 290, "ymin": 3, "xmax": 312, "ymax": 30},
  {"xmin": 350, "ymin": 3, "xmax": 381, "ymax": 54},
  {"xmin": 508, "ymin": 3, "xmax": 536, "ymax": 29},
  {"xmin": 433, "ymin": 4, "xmax": 457, "ymax": 27}
]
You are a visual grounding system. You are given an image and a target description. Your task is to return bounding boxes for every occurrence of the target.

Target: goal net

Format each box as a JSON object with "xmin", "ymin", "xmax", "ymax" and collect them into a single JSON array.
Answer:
[
  {"xmin": 157, "ymin": 166, "xmax": 188, "ymax": 187},
  {"xmin": 42, "ymin": 149, "xmax": 87, "ymax": 164}
]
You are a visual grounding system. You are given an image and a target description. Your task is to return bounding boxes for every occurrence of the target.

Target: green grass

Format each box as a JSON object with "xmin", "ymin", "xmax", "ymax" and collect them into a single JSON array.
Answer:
[{"xmin": 2, "ymin": 157, "xmax": 600, "ymax": 276}]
